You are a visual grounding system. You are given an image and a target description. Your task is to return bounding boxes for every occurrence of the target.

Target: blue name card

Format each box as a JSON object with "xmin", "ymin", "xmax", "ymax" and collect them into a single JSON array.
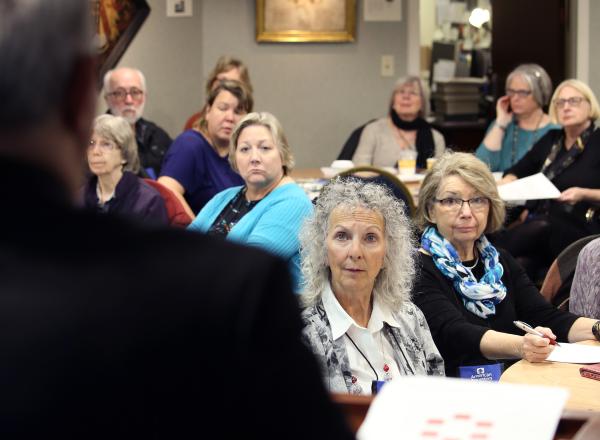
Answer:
[{"xmin": 458, "ymin": 363, "xmax": 504, "ymax": 381}]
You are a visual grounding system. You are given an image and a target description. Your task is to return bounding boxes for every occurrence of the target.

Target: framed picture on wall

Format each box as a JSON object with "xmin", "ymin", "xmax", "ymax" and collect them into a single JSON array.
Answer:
[
  {"xmin": 92, "ymin": 0, "xmax": 150, "ymax": 87},
  {"xmin": 256, "ymin": 0, "xmax": 356, "ymax": 43}
]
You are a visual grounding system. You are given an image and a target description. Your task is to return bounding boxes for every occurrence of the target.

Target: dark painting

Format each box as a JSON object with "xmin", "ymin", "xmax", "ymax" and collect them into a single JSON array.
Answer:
[{"xmin": 91, "ymin": 0, "xmax": 150, "ymax": 88}]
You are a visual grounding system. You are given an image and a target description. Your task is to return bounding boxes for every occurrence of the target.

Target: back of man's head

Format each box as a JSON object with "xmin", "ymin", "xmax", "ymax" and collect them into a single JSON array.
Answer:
[{"xmin": 0, "ymin": 0, "xmax": 92, "ymax": 132}]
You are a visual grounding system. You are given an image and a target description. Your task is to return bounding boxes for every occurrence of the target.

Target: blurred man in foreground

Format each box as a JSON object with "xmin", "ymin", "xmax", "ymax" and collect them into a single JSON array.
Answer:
[{"xmin": 0, "ymin": 1, "xmax": 354, "ymax": 438}]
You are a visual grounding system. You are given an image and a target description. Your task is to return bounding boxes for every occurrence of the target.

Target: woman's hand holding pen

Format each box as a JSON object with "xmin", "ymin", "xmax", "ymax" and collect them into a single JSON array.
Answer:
[{"xmin": 520, "ymin": 326, "xmax": 557, "ymax": 362}]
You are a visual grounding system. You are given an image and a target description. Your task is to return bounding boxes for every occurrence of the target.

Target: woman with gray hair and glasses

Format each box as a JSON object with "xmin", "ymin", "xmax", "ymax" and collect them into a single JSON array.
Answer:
[
  {"xmin": 352, "ymin": 76, "xmax": 445, "ymax": 170},
  {"xmin": 300, "ymin": 178, "xmax": 444, "ymax": 395},
  {"xmin": 83, "ymin": 114, "xmax": 168, "ymax": 225},
  {"xmin": 476, "ymin": 63, "xmax": 558, "ymax": 172}
]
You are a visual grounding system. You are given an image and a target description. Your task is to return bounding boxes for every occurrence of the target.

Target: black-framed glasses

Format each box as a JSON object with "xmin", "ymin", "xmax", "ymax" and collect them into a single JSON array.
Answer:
[
  {"xmin": 434, "ymin": 197, "xmax": 490, "ymax": 212},
  {"xmin": 553, "ymin": 96, "xmax": 587, "ymax": 109},
  {"xmin": 506, "ymin": 88, "xmax": 532, "ymax": 98},
  {"xmin": 106, "ymin": 88, "xmax": 144, "ymax": 101}
]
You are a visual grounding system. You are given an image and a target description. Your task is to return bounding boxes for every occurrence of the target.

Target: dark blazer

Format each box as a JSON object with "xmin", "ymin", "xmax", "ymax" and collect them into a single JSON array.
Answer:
[{"xmin": 0, "ymin": 158, "xmax": 354, "ymax": 439}]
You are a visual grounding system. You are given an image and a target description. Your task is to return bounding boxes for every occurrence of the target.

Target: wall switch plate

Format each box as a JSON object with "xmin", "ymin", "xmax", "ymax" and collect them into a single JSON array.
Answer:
[
  {"xmin": 166, "ymin": 0, "xmax": 193, "ymax": 17},
  {"xmin": 381, "ymin": 55, "xmax": 394, "ymax": 77}
]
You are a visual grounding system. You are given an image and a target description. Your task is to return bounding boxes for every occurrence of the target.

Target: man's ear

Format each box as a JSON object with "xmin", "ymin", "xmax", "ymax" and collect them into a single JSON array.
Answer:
[{"xmin": 61, "ymin": 55, "xmax": 98, "ymax": 149}]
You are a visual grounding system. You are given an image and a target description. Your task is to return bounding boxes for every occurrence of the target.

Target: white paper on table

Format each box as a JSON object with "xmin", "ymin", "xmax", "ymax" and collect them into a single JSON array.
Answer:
[
  {"xmin": 497, "ymin": 173, "xmax": 560, "ymax": 201},
  {"xmin": 357, "ymin": 376, "xmax": 568, "ymax": 440},
  {"xmin": 546, "ymin": 342, "xmax": 600, "ymax": 364}
]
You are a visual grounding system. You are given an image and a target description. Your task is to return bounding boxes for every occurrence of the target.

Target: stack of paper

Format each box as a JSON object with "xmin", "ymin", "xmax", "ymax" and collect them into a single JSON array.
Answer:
[
  {"xmin": 358, "ymin": 376, "xmax": 568, "ymax": 440},
  {"xmin": 497, "ymin": 173, "xmax": 560, "ymax": 202}
]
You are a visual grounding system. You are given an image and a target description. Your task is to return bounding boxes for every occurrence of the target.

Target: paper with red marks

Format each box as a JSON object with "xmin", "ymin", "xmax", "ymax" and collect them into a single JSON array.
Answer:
[{"xmin": 357, "ymin": 376, "xmax": 567, "ymax": 440}]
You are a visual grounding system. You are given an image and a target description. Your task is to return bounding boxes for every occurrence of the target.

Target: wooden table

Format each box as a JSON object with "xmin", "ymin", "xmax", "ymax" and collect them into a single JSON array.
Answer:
[{"xmin": 500, "ymin": 341, "xmax": 600, "ymax": 413}]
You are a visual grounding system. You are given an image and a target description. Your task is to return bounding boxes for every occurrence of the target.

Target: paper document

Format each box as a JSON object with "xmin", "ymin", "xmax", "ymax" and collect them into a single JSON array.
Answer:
[
  {"xmin": 547, "ymin": 342, "xmax": 600, "ymax": 364},
  {"xmin": 497, "ymin": 173, "xmax": 560, "ymax": 201},
  {"xmin": 358, "ymin": 376, "xmax": 568, "ymax": 440}
]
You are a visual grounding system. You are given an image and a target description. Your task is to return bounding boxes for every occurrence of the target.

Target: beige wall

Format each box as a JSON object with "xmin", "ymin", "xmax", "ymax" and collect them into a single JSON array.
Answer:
[
  {"xmin": 588, "ymin": 1, "xmax": 600, "ymax": 98},
  {"xmin": 99, "ymin": 0, "xmax": 411, "ymax": 168}
]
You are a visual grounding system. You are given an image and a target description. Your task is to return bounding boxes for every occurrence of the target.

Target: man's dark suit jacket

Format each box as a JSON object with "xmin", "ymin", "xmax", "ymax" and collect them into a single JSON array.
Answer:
[{"xmin": 0, "ymin": 158, "xmax": 354, "ymax": 439}]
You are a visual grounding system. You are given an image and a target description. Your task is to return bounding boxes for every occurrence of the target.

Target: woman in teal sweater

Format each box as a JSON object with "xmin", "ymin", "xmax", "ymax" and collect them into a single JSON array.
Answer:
[
  {"xmin": 476, "ymin": 64, "xmax": 559, "ymax": 172},
  {"xmin": 188, "ymin": 112, "xmax": 313, "ymax": 292}
]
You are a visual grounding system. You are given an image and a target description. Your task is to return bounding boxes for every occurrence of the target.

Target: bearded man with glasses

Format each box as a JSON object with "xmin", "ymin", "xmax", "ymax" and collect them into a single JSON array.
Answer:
[{"xmin": 103, "ymin": 67, "xmax": 172, "ymax": 179}]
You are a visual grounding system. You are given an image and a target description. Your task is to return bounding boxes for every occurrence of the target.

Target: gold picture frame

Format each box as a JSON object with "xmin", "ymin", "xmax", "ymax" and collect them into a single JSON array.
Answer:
[{"xmin": 256, "ymin": 0, "xmax": 356, "ymax": 43}]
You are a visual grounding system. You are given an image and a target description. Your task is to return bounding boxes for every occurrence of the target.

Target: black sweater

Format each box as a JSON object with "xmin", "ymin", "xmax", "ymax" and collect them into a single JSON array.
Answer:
[
  {"xmin": 505, "ymin": 128, "xmax": 600, "ymax": 254},
  {"xmin": 412, "ymin": 249, "xmax": 579, "ymax": 377}
]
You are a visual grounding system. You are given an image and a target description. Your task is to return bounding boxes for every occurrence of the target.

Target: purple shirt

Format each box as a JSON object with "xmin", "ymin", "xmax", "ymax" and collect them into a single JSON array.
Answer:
[{"xmin": 160, "ymin": 130, "xmax": 243, "ymax": 214}]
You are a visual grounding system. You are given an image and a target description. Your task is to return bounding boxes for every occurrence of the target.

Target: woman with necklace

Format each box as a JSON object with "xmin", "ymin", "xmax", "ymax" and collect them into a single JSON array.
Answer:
[
  {"xmin": 300, "ymin": 178, "xmax": 444, "ymax": 395},
  {"xmin": 188, "ymin": 112, "xmax": 313, "ymax": 293},
  {"xmin": 352, "ymin": 76, "xmax": 445, "ymax": 170},
  {"xmin": 495, "ymin": 79, "xmax": 600, "ymax": 279},
  {"xmin": 83, "ymin": 115, "xmax": 168, "ymax": 226},
  {"xmin": 412, "ymin": 152, "xmax": 599, "ymax": 378},
  {"xmin": 476, "ymin": 64, "xmax": 558, "ymax": 172}
]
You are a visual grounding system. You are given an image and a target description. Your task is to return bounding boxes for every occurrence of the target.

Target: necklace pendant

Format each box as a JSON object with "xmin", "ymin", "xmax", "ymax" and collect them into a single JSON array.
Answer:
[
  {"xmin": 383, "ymin": 364, "xmax": 392, "ymax": 381},
  {"xmin": 350, "ymin": 375, "xmax": 363, "ymax": 394}
]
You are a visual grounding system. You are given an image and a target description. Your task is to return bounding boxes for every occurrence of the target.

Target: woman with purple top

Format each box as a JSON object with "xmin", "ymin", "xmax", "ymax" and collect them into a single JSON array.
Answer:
[{"xmin": 159, "ymin": 80, "xmax": 253, "ymax": 216}]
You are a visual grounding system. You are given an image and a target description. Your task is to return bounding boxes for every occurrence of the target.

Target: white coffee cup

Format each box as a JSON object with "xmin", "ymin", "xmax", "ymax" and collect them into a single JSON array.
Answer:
[{"xmin": 330, "ymin": 160, "xmax": 354, "ymax": 170}]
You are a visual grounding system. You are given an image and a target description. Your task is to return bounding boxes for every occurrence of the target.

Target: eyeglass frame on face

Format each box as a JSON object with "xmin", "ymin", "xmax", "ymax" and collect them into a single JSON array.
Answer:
[
  {"xmin": 506, "ymin": 88, "xmax": 532, "ymax": 98},
  {"xmin": 396, "ymin": 88, "xmax": 420, "ymax": 97},
  {"xmin": 88, "ymin": 138, "xmax": 119, "ymax": 152},
  {"xmin": 105, "ymin": 87, "xmax": 145, "ymax": 102},
  {"xmin": 553, "ymin": 96, "xmax": 588, "ymax": 110},
  {"xmin": 433, "ymin": 196, "xmax": 490, "ymax": 213}
]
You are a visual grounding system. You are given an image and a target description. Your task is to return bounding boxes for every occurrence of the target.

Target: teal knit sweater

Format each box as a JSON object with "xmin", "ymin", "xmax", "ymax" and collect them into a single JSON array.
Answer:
[{"xmin": 188, "ymin": 183, "xmax": 313, "ymax": 293}]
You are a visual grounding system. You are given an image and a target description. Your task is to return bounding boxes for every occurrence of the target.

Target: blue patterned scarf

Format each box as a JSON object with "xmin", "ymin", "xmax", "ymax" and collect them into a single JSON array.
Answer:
[{"xmin": 421, "ymin": 226, "xmax": 507, "ymax": 319}]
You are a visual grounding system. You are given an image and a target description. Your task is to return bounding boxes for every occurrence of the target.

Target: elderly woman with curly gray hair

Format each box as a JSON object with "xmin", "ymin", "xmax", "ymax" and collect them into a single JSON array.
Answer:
[{"xmin": 300, "ymin": 178, "xmax": 444, "ymax": 395}]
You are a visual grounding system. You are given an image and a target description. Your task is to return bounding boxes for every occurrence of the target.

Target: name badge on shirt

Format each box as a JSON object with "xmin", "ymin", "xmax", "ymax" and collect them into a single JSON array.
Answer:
[
  {"xmin": 458, "ymin": 363, "xmax": 504, "ymax": 381},
  {"xmin": 371, "ymin": 380, "xmax": 388, "ymax": 394}
]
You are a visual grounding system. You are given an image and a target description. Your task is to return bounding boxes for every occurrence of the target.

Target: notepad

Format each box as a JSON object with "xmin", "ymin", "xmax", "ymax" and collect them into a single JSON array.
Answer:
[
  {"xmin": 357, "ymin": 376, "xmax": 568, "ymax": 440},
  {"xmin": 546, "ymin": 342, "xmax": 600, "ymax": 364}
]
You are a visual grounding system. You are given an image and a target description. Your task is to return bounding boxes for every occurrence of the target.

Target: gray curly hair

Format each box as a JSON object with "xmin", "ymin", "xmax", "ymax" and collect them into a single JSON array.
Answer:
[{"xmin": 300, "ymin": 177, "xmax": 416, "ymax": 309}]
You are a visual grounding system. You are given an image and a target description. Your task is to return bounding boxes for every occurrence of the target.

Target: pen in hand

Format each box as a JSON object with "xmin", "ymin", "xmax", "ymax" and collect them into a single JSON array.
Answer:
[{"xmin": 513, "ymin": 320, "xmax": 560, "ymax": 346}]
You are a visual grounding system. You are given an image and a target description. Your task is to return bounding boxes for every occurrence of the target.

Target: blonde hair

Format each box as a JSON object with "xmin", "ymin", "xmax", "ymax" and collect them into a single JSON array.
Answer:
[
  {"xmin": 549, "ymin": 79, "xmax": 600, "ymax": 124},
  {"xmin": 92, "ymin": 114, "xmax": 140, "ymax": 173},
  {"xmin": 416, "ymin": 152, "xmax": 505, "ymax": 233},
  {"xmin": 229, "ymin": 112, "xmax": 295, "ymax": 175}
]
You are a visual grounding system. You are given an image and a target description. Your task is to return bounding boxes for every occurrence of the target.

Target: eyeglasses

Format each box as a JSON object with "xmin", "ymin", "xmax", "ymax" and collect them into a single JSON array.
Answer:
[
  {"xmin": 396, "ymin": 89, "xmax": 420, "ymax": 97},
  {"xmin": 506, "ymin": 88, "xmax": 532, "ymax": 98},
  {"xmin": 434, "ymin": 197, "xmax": 490, "ymax": 212},
  {"xmin": 553, "ymin": 96, "xmax": 587, "ymax": 109},
  {"xmin": 106, "ymin": 88, "xmax": 144, "ymax": 101},
  {"xmin": 88, "ymin": 139, "xmax": 117, "ymax": 151}
]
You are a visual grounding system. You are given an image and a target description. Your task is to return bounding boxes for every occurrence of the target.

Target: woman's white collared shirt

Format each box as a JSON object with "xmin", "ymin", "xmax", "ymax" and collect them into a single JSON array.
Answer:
[{"xmin": 321, "ymin": 284, "xmax": 402, "ymax": 395}]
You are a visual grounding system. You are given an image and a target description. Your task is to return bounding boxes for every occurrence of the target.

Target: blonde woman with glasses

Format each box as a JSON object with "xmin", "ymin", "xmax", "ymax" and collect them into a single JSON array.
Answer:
[
  {"xmin": 412, "ymin": 152, "xmax": 598, "ymax": 378},
  {"xmin": 495, "ymin": 79, "xmax": 600, "ymax": 279}
]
